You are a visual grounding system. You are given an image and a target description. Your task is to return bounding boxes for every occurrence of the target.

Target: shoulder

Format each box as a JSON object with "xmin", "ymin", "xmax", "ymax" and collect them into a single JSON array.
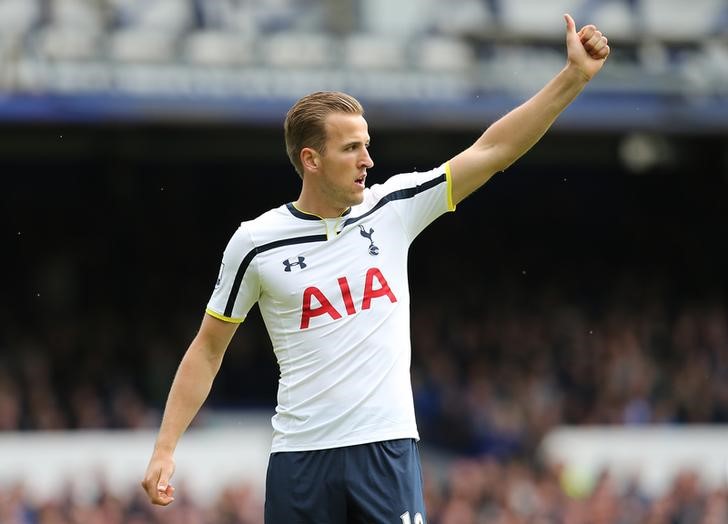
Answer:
[
  {"xmin": 235, "ymin": 204, "xmax": 292, "ymax": 239},
  {"xmin": 244, "ymin": 205, "xmax": 291, "ymax": 232},
  {"xmin": 223, "ymin": 205, "xmax": 290, "ymax": 252},
  {"xmin": 360, "ymin": 163, "xmax": 450, "ymax": 207}
]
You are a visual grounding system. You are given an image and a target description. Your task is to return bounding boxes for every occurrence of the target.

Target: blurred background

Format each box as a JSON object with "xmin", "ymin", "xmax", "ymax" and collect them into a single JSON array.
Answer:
[{"xmin": 2, "ymin": 0, "xmax": 728, "ymax": 523}]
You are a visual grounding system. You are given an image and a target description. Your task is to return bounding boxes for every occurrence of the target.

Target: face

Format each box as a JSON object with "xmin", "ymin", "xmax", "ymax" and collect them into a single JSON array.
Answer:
[{"xmin": 313, "ymin": 112, "xmax": 374, "ymax": 213}]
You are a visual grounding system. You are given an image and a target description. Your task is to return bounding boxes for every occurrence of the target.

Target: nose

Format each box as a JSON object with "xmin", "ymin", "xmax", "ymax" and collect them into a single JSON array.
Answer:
[{"xmin": 360, "ymin": 148, "xmax": 374, "ymax": 169}]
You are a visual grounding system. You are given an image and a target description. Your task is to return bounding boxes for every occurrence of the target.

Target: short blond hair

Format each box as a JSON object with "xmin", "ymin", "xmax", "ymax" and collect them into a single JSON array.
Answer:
[{"xmin": 284, "ymin": 91, "xmax": 364, "ymax": 178}]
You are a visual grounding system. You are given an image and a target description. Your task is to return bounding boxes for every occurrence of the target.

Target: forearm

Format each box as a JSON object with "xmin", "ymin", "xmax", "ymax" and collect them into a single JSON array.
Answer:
[
  {"xmin": 450, "ymin": 64, "xmax": 590, "ymax": 203},
  {"xmin": 153, "ymin": 341, "xmax": 223, "ymax": 454},
  {"xmin": 449, "ymin": 16, "xmax": 608, "ymax": 204},
  {"xmin": 475, "ymin": 64, "xmax": 588, "ymax": 170},
  {"xmin": 141, "ymin": 315, "xmax": 236, "ymax": 506}
]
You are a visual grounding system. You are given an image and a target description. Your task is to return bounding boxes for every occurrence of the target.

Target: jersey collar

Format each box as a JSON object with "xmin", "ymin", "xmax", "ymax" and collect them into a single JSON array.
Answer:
[{"xmin": 286, "ymin": 202, "xmax": 352, "ymax": 221}]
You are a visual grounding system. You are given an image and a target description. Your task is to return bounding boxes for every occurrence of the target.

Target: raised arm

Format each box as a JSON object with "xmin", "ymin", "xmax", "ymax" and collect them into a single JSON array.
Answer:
[
  {"xmin": 449, "ymin": 14, "xmax": 610, "ymax": 205},
  {"xmin": 141, "ymin": 313, "xmax": 238, "ymax": 506}
]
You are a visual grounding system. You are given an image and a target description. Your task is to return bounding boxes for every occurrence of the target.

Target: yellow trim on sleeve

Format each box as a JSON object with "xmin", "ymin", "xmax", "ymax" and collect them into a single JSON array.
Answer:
[
  {"xmin": 205, "ymin": 308, "xmax": 245, "ymax": 324},
  {"xmin": 445, "ymin": 162, "xmax": 456, "ymax": 211}
]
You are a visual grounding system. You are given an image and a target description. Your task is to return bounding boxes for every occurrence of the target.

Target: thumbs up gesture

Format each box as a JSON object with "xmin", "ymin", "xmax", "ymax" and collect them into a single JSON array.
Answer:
[{"xmin": 564, "ymin": 13, "xmax": 610, "ymax": 81}]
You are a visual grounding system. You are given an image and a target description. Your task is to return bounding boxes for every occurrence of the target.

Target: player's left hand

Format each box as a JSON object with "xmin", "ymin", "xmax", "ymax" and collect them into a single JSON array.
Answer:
[{"xmin": 564, "ymin": 13, "xmax": 610, "ymax": 81}]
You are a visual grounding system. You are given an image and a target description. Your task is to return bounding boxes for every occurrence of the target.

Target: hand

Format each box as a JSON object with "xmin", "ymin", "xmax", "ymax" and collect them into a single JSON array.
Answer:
[
  {"xmin": 564, "ymin": 13, "xmax": 610, "ymax": 81},
  {"xmin": 141, "ymin": 451, "xmax": 176, "ymax": 506}
]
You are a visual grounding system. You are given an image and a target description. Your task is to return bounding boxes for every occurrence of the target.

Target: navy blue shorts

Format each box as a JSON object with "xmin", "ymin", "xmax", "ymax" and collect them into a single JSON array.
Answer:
[{"xmin": 264, "ymin": 438, "xmax": 427, "ymax": 523}]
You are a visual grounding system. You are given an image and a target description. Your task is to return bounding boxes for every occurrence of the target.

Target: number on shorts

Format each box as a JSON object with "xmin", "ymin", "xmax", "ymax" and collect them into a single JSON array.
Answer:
[{"xmin": 400, "ymin": 511, "xmax": 424, "ymax": 524}]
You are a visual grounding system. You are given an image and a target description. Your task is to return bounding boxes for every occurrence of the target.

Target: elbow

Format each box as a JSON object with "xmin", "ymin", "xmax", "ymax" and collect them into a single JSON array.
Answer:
[
  {"xmin": 186, "ymin": 338, "xmax": 226, "ymax": 374},
  {"xmin": 472, "ymin": 142, "xmax": 518, "ymax": 173}
]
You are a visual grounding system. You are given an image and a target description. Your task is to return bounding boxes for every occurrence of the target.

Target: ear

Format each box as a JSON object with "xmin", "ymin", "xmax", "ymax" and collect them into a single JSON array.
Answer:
[{"xmin": 300, "ymin": 147, "xmax": 320, "ymax": 172}]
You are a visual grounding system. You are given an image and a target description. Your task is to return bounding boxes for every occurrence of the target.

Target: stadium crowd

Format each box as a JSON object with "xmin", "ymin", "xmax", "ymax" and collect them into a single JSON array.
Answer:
[
  {"xmin": 1, "ymin": 455, "xmax": 727, "ymax": 523},
  {"xmin": 3, "ymin": 142, "xmax": 728, "ymax": 521},
  {"xmin": 412, "ymin": 281, "xmax": 728, "ymax": 456},
  {"xmin": 2, "ymin": 266, "xmax": 727, "ymax": 522},
  {"xmin": 2, "ymin": 276, "xmax": 727, "ymax": 444}
]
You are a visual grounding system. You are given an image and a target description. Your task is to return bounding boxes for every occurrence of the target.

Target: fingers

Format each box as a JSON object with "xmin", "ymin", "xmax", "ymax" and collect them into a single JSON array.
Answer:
[
  {"xmin": 157, "ymin": 484, "xmax": 176, "ymax": 505},
  {"xmin": 579, "ymin": 25, "xmax": 610, "ymax": 59},
  {"xmin": 594, "ymin": 42, "xmax": 610, "ymax": 59},
  {"xmin": 141, "ymin": 478, "xmax": 176, "ymax": 506},
  {"xmin": 141, "ymin": 463, "xmax": 176, "ymax": 506},
  {"xmin": 578, "ymin": 24, "xmax": 596, "ymax": 41},
  {"xmin": 156, "ymin": 472, "xmax": 176, "ymax": 505}
]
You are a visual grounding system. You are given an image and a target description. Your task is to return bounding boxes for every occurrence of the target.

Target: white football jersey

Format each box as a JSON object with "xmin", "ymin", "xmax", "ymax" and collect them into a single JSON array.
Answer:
[{"xmin": 206, "ymin": 163, "xmax": 455, "ymax": 452}]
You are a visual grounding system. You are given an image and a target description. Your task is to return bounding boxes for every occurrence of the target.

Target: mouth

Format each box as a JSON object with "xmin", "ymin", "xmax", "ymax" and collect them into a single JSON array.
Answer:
[{"xmin": 355, "ymin": 173, "xmax": 366, "ymax": 188}]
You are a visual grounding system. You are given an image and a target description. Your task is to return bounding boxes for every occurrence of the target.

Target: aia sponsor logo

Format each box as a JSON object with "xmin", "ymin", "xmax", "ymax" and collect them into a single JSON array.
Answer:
[{"xmin": 300, "ymin": 267, "xmax": 396, "ymax": 329}]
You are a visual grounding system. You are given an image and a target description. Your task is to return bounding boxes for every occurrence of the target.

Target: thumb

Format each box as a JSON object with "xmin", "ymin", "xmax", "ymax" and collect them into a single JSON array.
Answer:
[{"xmin": 564, "ymin": 13, "xmax": 577, "ymax": 35}]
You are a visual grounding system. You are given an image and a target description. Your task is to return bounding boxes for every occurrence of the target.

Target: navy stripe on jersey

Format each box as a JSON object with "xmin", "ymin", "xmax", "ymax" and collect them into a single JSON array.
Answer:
[
  {"xmin": 224, "ymin": 234, "xmax": 327, "ymax": 317},
  {"xmin": 342, "ymin": 172, "xmax": 446, "ymax": 228}
]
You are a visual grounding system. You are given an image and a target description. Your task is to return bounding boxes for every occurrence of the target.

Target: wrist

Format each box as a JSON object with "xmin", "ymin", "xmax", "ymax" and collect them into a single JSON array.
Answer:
[
  {"xmin": 563, "ymin": 62, "xmax": 592, "ymax": 84},
  {"xmin": 153, "ymin": 442, "xmax": 176, "ymax": 455}
]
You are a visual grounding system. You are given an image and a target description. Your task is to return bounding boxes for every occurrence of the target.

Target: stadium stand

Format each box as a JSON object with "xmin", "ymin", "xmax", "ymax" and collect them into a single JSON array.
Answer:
[
  {"xmin": 183, "ymin": 30, "xmax": 255, "ymax": 67},
  {"xmin": 0, "ymin": 0, "xmax": 726, "ymax": 121}
]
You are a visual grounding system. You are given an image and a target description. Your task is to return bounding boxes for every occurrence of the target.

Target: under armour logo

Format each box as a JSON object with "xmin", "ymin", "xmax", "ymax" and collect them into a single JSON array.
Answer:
[
  {"xmin": 359, "ymin": 225, "xmax": 379, "ymax": 256},
  {"xmin": 283, "ymin": 256, "xmax": 307, "ymax": 272}
]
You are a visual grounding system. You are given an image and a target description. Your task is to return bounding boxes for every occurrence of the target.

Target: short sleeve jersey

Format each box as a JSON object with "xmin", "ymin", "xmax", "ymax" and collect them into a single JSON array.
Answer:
[{"xmin": 206, "ymin": 163, "xmax": 455, "ymax": 452}]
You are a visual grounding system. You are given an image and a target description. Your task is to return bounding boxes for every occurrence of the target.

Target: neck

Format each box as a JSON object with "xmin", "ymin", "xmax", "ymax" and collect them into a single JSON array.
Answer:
[{"xmin": 294, "ymin": 184, "xmax": 348, "ymax": 219}]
